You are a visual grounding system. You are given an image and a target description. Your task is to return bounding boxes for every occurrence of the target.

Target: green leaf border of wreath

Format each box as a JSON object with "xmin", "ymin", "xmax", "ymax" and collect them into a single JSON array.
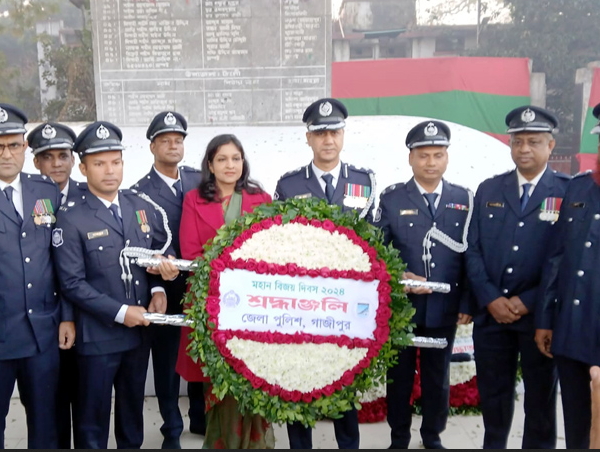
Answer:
[{"xmin": 183, "ymin": 197, "xmax": 416, "ymax": 427}]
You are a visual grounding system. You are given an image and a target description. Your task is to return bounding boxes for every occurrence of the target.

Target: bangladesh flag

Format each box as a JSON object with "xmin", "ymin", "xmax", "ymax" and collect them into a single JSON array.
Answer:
[
  {"xmin": 332, "ymin": 57, "xmax": 531, "ymax": 144},
  {"xmin": 578, "ymin": 68, "xmax": 600, "ymax": 172}
]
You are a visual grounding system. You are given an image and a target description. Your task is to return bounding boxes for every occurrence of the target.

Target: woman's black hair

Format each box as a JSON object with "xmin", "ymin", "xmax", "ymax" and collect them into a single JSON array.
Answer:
[{"xmin": 198, "ymin": 134, "xmax": 263, "ymax": 202}]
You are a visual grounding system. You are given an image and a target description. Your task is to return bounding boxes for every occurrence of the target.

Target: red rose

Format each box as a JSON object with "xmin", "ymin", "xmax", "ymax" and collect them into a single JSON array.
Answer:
[
  {"xmin": 250, "ymin": 223, "xmax": 263, "ymax": 233},
  {"xmin": 336, "ymin": 226, "xmax": 349, "ymax": 235},
  {"xmin": 302, "ymin": 392, "xmax": 313, "ymax": 403},
  {"xmin": 287, "ymin": 263, "xmax": 298, "ymax": 276},
  {"xmin": 267, "ymin": 263, "xmax": 277, "ymax": 274},
  {"xmin": 245, "ymin": 258, "xmax": 258, "ymax": 272},
  {"xmin": 276, "ymin": 265, "xmax": 288, "ymax": 275},
  {"xmin": 207, "ymin": 316, "xmax": 218, "ymax": 330},
  {"xmin": 206, "ymin": 302, "xmax": 220, "ymax": 316},
  {"xmin": 320, "ymin": 267, "xmax": 331, "ymax": 278},
  {"xmin": 211, "ymin": 258, "xmax": 226, "ymax": 272},
  {"xmin": 374, "ymin": 326, "xmax": 390, "ymax": 344},
  {"xmin": 362, "ymin": 273, "xmax": 375, "ymax": 282},
  {"xmin": 297, "ymin": 267, "xmax": 308, "ymax": 277},
  {"xmin": 312, "ymin": 336, "xmax": 327, "ymax": 344},
  {"xmin": 338, "ymin": 335, "xmax": 352, "ymax": 347},
  {"xmin": 347, "ymin": 270, "xmax": 359, "ymax": 280},
  {"xmin": 322, "ymin": 385, "xmax": 335, "ymax": 397},
  {"xmin": 341, "ymin": 371, "xmax": 355, "ymax": 386},
  {"xmin": 280, "ymin": 389, "xmax": 292, "ymax": 401},
  {"xmin": 261, "ymin": 218, "xmax": 275, "ymax": 229},
  {"xmin": 291, "ymin": 391, "xmax": 302, "ymax": 403},
  {"xmin": 367, "ymin": 248, "xmax": 378, "ymax": 260},
  {"xmin": 209, "ymin": 270, "xmax": 220, "ymax": 280},
  {"xmin": 256, "ymin": 261, "xmax": 269, "ymax": 274},
  {"xmin": 307, "ymin": 269, "xmax": 319, "ymax": 278},
  {"xmin": 309, "ymin": 219, "xmax": 322, "ymax": 228},
  {"xmin": 274, "ymin": 215, "xmax": 283, "ymax": 225},
  {"xmin": 233, "ymin": 237, "xmax": 244, "ymax": 248},
  {"xmin": 310, "ymin": 389, "xmax": 322, "ymax": 400},
  {"xmin": 212, "ymin": 331, "xmax": 228, "ymax": 345},
  {"xmin": 378, "ymin": 283, "xmax": 392, "ymax": 295},
  {"xmin": 345, "ymin": 229, "xmax": 358, "ymax": 240},
  {"xmin": 296, "ymin": 216, "xmax": 308, "ymax": 225},
  {"xmin": 208, "ymin": 279, "xmax": 220, "ymax": 295},
  {"xmin": 241, "ymin": 230, "xmax": 253, "ymax": 241},
  {"xmin": 269, "ymin": 385, "xmax": 282, "ymax": 397},
  {"xmin": 339, "ymin": 270, "xmax": 349, "ymax": 279},
  {"xmin": 330, "ymin": 269, "xmax": 340, "ymax": 279},
  {"xmin": 250, "ymin": 377, "xmax": 264, "ymax": 389},
  {"xmin": 322, "ymin": 219, "xmax": 335, "ymax": 232}
]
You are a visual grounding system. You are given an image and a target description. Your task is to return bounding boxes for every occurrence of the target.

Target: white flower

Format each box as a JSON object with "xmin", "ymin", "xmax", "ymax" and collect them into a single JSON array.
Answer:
[
  {"xmin": 358, "ymin": 375, "xmax": 387, "ymax": 403},
  {"xmin": 226, "ymin": 338, "xmax": 368, "ymax": 393},
  {"xmin": 231, "ymin": 224, "xmax": 372, "ymax": 272},
  {"xmin": 449, "ymin": 361, "xmax": 477, "ymax": 386}
]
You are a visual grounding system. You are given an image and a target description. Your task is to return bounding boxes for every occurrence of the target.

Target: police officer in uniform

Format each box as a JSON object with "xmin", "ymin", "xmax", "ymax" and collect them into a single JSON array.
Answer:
[
  {"xmin": 274, "ymin": 98, "xmax": 375, "ymax": 449},
  {"xmin": 466, "ymin": 106, "xmax": 570, "ymax": 449},
  {"xmin": 52, "ymin": 121, "xmax": 180, "ymax": 449},
  {"xmin": 133, "ymin": 111, "xmax": 204, "ymax": 449},
  {"xmin": 535, "ymin": 103, "xmax": 600, "ymax": 449},
  {"xmin": 0, "ymin": 104, "xmax": 64, "ymax": 448},
  {"xmin": 28, "ymin": 121, "xmax": 86, "ymax": 449},
  {"xmin": 374, "ymin": 120, "xmax": 472, "ymax": 449}
]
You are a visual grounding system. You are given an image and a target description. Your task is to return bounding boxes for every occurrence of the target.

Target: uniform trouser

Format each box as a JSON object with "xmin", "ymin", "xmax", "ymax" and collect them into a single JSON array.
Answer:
[
  {"xmin": 187, "ymin": 381, "xmax": 206, "ymax": 434},
  {"xmin": 149, "ymin": 324, "xmax": 184, "ymax": 441},
  {"xmin": 287, "ymin": 407, "xmax": 359, "ymax": 449},
  {"xmin": 386, "ymin": 324, "xmax": 456, "ymax": 448},
  {"xmin": 555, "ymin": 355, "xmax": 592, "ymax": 449},
  {"xmin": 0, "ymin": 346, "xmax": 60, "ymax": 449},
  {"xmin": 75, "ymin": 344, "xmax": 150, "ymax": 449},
  {"xmin": 473, "ymin": 324, "xmax": 557, "ymax": 449},
  {"xmin": 57, "ymin": 347, "xmax": 79, "ymax": 449}
]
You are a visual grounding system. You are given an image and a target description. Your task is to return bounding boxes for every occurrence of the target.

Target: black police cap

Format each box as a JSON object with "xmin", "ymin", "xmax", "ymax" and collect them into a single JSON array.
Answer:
[
  {"xmin": 405, "ymin": 120, "xmax": 451, "ymax": 150},
  {"xmin": 591, "ymin": 103, "xmax": 600, "ymax": 135},
  {"xmin": 505, "ymin": 105, "xmax": 558, "ymax": 134},
  {"xmin": 146, "ymin": 111, "xmax": 188, "ymax": 141},
  {"xmin": 302, "ymin": 98, "xmax": 348, "ymax": 131},
  {"xmin": 0, "ymin": 103, "xmax": 28, "ymax": 136},
  {"xmin": 73, "ymin": 121, "xmax": 125, "ymax": 157},
  {"xmin": 28, "ymin": 122, "xmax": 77, "ymax": 155}
]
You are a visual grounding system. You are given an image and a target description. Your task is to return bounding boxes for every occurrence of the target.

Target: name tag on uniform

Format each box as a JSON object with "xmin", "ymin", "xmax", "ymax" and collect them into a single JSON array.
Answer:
[
  {"xmin": 486, "ymin": 202, "xmax": 505, "ymax": 208},
  {"xmin": 87, "ymin": 229, "xmax": 109, "ymax": 240},
  {"xmin": 399, "ymin": 209, "xmax": 419, "ymax": 216},
  {"xmin": 294, "ymin": 193, "xmax": 312, "ymax": 199},
  {"xmin": 570, "ymin": 202, "xmax": 586, "ymax": 208}
]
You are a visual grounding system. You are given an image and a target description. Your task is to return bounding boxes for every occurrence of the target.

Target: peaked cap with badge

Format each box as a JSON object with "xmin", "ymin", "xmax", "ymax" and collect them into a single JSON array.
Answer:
[
  {"xmin": 302, "ymin": 98, "xmax": 348, "ymax": 132},
  {"xmin": 505, "ymin": 105, "xmax": 559, "ymax": 134},
  {"xmin": 73, "ymin": 121, "xmax": 125, "ymax": 157},
  {"xmin": 406, "ymin": 120, "xmax": 451, "ymax": 150},
  {"xmin": 146, "ymin": 111, "xmax": 188, "ymax": 141},
  {"xmin": 0, "ymin": 103, "xmax": 28, "ymax": 136},
  {"xmin": 28, "ymin": 122, "xmax": 77, "ymax": 156}
]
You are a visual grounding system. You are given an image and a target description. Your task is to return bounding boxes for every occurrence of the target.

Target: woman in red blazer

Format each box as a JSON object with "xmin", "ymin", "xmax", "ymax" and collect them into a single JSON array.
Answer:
[{"xmin": 176, "ymin": 134, "xmax": 273, "ymax": 449}]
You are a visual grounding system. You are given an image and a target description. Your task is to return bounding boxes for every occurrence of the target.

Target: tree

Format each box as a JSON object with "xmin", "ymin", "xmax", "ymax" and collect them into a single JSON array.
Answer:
[{"xmin": 424, "ymin": 0, "xmax": 600, "ymax": 134}]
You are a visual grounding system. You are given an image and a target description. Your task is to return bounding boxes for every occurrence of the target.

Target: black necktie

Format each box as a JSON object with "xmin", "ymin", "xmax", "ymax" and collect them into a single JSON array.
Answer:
[
  {"xmin": 423, "ymin": 192, "xmax": 438, "ymax": 218},
  {"xmin": 322, "ymin": 173, "xmax": 335, "ymax": 204},
  {"xmin": 520, "ymin": 183, "xmax": 532, "ymax": 212},
  {"xmin": 61, "ymin": 193, "xmax": 67, "ymax": 206},
  {"xmin": 173, "ymin": 180, "xmax": 183, "ymax": 201},
  {"xmin": 4, "ymin": 186, "xmax": 22, "ymax": 224},
  {"xmin": 109, "ymin": 203, "xmax": 123, "ymax": 231}
]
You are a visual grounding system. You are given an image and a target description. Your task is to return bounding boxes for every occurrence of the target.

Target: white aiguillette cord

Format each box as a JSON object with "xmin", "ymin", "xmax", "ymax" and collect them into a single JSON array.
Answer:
[
  {"xmin": 119, "ymin": 192, "xmax": 173, "ymax": 298},
  {"xmin": 422, "ymin": 189, "xmax": 474, "ymax": 279}
]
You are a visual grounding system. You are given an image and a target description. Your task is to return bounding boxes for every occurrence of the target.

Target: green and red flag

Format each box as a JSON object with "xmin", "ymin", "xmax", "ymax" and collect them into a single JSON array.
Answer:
[{"xmin": 577, "ymin": 68, "xmax": 600, "ymax": 172}]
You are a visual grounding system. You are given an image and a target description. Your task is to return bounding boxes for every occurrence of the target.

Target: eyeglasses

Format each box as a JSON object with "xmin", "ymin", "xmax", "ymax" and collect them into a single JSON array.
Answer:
[{"xmin": 0, "ymin": 143, "xmax": 26, "ymax": 155}]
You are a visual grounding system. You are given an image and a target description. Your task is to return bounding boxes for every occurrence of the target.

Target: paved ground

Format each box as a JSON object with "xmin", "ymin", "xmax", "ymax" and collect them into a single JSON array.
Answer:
[{"xmin": 5, "ymin": 394, "xmax": 566, "ymax": 449}]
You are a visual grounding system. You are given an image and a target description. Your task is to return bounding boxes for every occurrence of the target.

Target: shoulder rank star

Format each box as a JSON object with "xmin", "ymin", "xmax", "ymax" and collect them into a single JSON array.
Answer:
[
  {"xmin": 136, "ymin": 210, "xmax": 151, "ymax": 233},
  {"xmin": 32, "ymin": 199, "xmax": 56, "ymax": 227},
  {"xmin": 539, "ymin": 197, "xmax": 562, "ymax": 222},
  {"xmin": 343, "ymin": 183, "xmax": 371, "ymax": 209}
]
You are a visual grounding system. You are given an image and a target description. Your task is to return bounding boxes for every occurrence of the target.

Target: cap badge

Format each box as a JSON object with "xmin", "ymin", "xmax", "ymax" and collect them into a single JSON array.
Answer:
[
  {"xmin": 319, "ymin": 101, "xmax": 333, "ymax": 117},
  {"xmin": 0, "ymin": 108, "xmax": 7, "ymax": 123},
  {"xmin": 424, "ymin": 122, "xmax": 439, "ymax": 137},
  {"xmin": 96, "ymin": 125, "xmax": 110, "ymax": 140},
  {"xmin": 164, "ymin": 112, "xmax": 177, "ymax": 126},
  {"xmin": 42, "ymin": 124, "xmax": 57, "ymax": 140},
  {"xmin": 521, "ymin": 108, "xmax": 536, "ymax": 123}
]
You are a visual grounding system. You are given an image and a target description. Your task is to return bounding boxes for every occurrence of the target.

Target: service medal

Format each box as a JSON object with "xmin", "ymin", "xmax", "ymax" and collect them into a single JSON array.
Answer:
[
  {"xmin": 344, "ymin": 183, "xmax": 370, "ymax": 209},
  {"xmin": 136, "ymin": 209, "xmax": 150, "ymax": 233},
  {"xmin": 539, "ymin": 197, "xmax": 562, "ymax": 222},
  {"xmin": 32, "ymin": 199, "xmax": 55, "ymax": 227}
]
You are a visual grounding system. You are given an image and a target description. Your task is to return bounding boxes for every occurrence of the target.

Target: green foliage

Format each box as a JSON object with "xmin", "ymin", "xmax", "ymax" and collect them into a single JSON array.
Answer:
[{"xmin": 183, "ymin": 198, "xmax": 415, "ymax": 427}]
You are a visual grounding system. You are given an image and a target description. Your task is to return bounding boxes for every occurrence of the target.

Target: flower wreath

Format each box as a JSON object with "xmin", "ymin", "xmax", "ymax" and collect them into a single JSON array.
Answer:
[{"xmin": 184, "ymin": 198, "xmax": 415, "ymax": 427}]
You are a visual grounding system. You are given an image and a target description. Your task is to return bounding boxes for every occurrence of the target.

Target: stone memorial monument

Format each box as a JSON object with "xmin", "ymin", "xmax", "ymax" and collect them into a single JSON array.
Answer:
[{"xmin": 90, "ymin": 0, "xmax": 332, "ymax": 126}]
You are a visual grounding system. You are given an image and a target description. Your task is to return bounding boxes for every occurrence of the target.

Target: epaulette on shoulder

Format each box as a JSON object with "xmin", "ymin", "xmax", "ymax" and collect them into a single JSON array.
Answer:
[
  {"xmin": 25, "ymin": 173, "xmax": 55, "ymax": 185},
  {"xmin": 346, "ymin": 163, "xmax": 374, "ymax": 175},
  {"xmin": 278, "ymin": 166, "xmax": 304, "ymax": 180},
  {"xmin": 120, "ymin": 188, "xmax": 137, "ymax": 196},
  {"xmin": 447, "ymin": 180, "xmax": 471, "ymax": 193},
  {"xmin": 180, "ymin": 165, "xmax": 200, "ymax": 173},
  {"xmin": 573, "ymin": 169, "xmax": 592, "ymax": 179},
  {"xmin": 381, "ymin": 183, "xmax": 404, "ymax": 196}
]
